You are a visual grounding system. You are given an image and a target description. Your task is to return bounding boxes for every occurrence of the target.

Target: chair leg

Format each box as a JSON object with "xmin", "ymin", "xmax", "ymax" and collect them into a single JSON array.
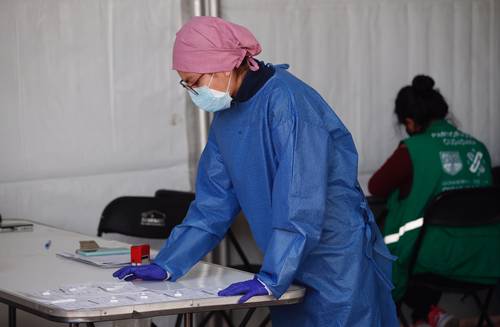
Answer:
[
  {"xmin": 183, "ymin": 313, "xmax": 193, "ymax": 327},
  {"xmin": 238, "ymin": 308, "xmax": 256, "ymax": 327},
  {"xmin": 220, "ymin": 311, "xmax": 235, "ymax": 327},
  {"xmin": 482, "ymin": 288, "xmax": 495, "ymax": 327},
  {"xmin": 397, "ymin": 302, "xmax": 410, "ymax": 327},
  {"xmin": 197, "ymin": 311, "xmax": 214, "ymax": 327},
  {"xmin": 8, "ymin": 305, "xmax": 16, "ymax": 327},
  {"xmin": 258, "ymin": 314, "xmax": 271, "ymax": 327},
  {"xmin": 198, "ymin": 310, "xmax": 235, "ymax": 327},
  {"xmin": 472, "ymin": 289, "xmax": 494, "ymax": 327},
  {"xmin": 175, "ymin": 314, "xmax": 183, "ymax": 327}
]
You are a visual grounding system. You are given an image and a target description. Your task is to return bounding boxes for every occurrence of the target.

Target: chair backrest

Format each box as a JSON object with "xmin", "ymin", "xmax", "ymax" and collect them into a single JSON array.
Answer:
[
  {"xmin": 423, "ymin": 187, "xmax": 500, "ymax": 227},
  {"xmin": 493, "ymin": 166, "xmax": 500, "ymax": 187},
  {"xmin": 408, "ymin": 186, "xmax": 500, "ymax": 275},
  {"xmin": 98, "ymin": 190, "xmax": 194, "ymax": 239}
]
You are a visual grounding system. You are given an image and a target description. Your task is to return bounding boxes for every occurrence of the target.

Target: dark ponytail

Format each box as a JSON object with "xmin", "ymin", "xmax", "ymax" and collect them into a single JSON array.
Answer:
[{"xmin": 394, "ymin": 75, "xmax": 448, "ymax": 130}]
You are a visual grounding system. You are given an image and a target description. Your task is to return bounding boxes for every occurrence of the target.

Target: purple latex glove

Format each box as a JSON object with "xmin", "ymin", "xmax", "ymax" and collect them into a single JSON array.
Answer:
[
  {"xmin": 218, "ymin": 277, "xmax": 270, "ymax": 304},
  {"xmin": 113, "ymin": 263, "xmax": 167, "ymax": 281}
]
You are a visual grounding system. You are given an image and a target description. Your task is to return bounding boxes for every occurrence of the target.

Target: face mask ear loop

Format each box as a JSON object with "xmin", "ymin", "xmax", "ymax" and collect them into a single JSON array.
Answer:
[
  {"xmin": 225, "ymin": 72, "xmax": 233, "ymax": 95},
  {"xmin": 207, "ymin": 74, "xmax": 215, "ymax": 88}
]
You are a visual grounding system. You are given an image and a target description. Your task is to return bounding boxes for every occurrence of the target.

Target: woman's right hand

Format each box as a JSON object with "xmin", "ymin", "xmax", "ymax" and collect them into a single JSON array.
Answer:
[{"xmin": 113, "ymin": 263, "xmax": 168, "ymax": 281}]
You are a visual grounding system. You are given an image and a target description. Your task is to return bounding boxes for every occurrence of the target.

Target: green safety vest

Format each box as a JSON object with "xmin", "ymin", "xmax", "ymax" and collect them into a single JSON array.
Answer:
[{"xmin": 383, "ymin": 119, "xmax": 500, "ymax": 301}]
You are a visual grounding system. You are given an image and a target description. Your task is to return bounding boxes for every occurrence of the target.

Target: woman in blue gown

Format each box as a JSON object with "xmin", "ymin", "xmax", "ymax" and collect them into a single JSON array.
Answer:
[{"xmin": 114, "ymin": 16, "xmax": 398, "ymax": 327}]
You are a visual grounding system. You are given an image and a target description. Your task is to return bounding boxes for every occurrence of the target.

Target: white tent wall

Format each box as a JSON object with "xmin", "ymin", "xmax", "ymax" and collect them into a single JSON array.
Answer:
[
  {"xmin": 0, "ymin": 0, "xmax": 189, "ymax": 236},
  {"xmin": 221, "ymin": 0, "xmax": 500, "ymax": 190}
]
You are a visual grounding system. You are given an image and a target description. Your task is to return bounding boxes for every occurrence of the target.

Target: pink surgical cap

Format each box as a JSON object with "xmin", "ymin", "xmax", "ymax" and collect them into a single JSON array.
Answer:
[{"xmin": 172, "ymin": 16, "xmax": 262, "ymax": 73}]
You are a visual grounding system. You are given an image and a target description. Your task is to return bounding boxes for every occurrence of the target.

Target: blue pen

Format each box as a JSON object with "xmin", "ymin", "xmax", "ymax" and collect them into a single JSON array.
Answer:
[{"xmin": 44, "ymin": 240, "xmax": 52, "ymax": 250}]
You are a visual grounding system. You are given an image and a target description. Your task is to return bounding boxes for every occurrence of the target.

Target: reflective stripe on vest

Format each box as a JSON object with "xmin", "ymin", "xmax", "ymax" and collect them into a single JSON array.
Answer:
[{"xmin": 384, "ymin": 217, "xmax": 424, "ymax": 244}]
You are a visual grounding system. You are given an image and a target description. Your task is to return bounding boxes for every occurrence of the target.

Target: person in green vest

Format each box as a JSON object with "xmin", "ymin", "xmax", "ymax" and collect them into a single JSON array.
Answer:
[{"xmin": 369, "ymin": 75, "xmax": 500, "ymax": 327}]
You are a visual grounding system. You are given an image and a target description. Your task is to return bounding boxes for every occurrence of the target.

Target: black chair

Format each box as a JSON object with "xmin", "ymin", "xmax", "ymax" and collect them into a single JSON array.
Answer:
[
  {"xmin": 98, "ymin": 191, "xmax": 194, "ymax": 239},
  {"xmin": 98, "ymin": 190, "xmax": 195, "ymax": 327},
  {"xmin": 402, "ymin": 187, "xmax": 500, "ymax": 327},
  {"xmin": 493, "ymin": 166, "xmax": 500, "ymax": 187}
]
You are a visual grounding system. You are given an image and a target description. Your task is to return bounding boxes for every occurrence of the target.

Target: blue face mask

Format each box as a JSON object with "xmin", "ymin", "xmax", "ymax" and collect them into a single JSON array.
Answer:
[{"xmin": 189, "ymin": 73, "xmax": 233, "ymax": 113}]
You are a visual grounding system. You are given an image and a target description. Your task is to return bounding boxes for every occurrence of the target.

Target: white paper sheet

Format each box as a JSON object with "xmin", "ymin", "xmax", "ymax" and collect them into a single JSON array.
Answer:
[
  {"xmin": 160, "ymin": 288, "xmax": 219, "ymax": 299},
  {"xmin": 23, "ymin": 282, "xmax": 221, "ymax": 310}
]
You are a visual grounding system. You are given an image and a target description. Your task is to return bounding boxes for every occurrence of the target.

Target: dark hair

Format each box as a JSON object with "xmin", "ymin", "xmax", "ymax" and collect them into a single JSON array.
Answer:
[{"xmin": 394, "ymin": 75, "xmax": 448, "ymax": 129}]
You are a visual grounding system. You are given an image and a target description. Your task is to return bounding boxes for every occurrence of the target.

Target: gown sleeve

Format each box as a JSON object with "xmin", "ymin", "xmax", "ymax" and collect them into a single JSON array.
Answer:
[
  {"xmin": 256, "ymin": 117, "xmax": 330, "ymax": 297},
  {"xmin": 153, "ymin": 129, "xmax": 241, "ymax": 281}
]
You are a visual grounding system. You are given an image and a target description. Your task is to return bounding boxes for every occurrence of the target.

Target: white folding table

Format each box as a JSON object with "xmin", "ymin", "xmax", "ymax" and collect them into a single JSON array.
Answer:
[{"xmin": 0, "ymin": 221, "xmax": 305, "ymax": 326}]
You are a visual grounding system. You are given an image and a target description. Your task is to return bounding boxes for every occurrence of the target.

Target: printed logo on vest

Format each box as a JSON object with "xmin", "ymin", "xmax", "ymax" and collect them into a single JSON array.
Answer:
[
  {"xmin": 467, "ymin": 149, "xmax": 486, "ymax": 176},
  {"xmin": 439, "ymin": 151, "xmax": 463, "ymax": 176}
]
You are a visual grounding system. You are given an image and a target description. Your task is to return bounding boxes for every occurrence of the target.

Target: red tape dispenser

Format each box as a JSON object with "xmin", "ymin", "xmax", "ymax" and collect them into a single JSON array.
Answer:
[{"xmin": 130, "ymin": 244, "xmax": 150, "ymax": 265}]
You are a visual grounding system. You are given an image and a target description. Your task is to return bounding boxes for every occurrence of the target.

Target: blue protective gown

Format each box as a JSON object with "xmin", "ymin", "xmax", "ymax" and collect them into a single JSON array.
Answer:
[{"xmin": 154, "ymin": 65, "xmax": 399, "ymax": 326}]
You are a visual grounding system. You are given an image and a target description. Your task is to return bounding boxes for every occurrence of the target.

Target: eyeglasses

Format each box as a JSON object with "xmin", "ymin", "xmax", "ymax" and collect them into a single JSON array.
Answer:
[{"xmin": 179, "ymin": 79, "xmax": 199, "ymax": 96}]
